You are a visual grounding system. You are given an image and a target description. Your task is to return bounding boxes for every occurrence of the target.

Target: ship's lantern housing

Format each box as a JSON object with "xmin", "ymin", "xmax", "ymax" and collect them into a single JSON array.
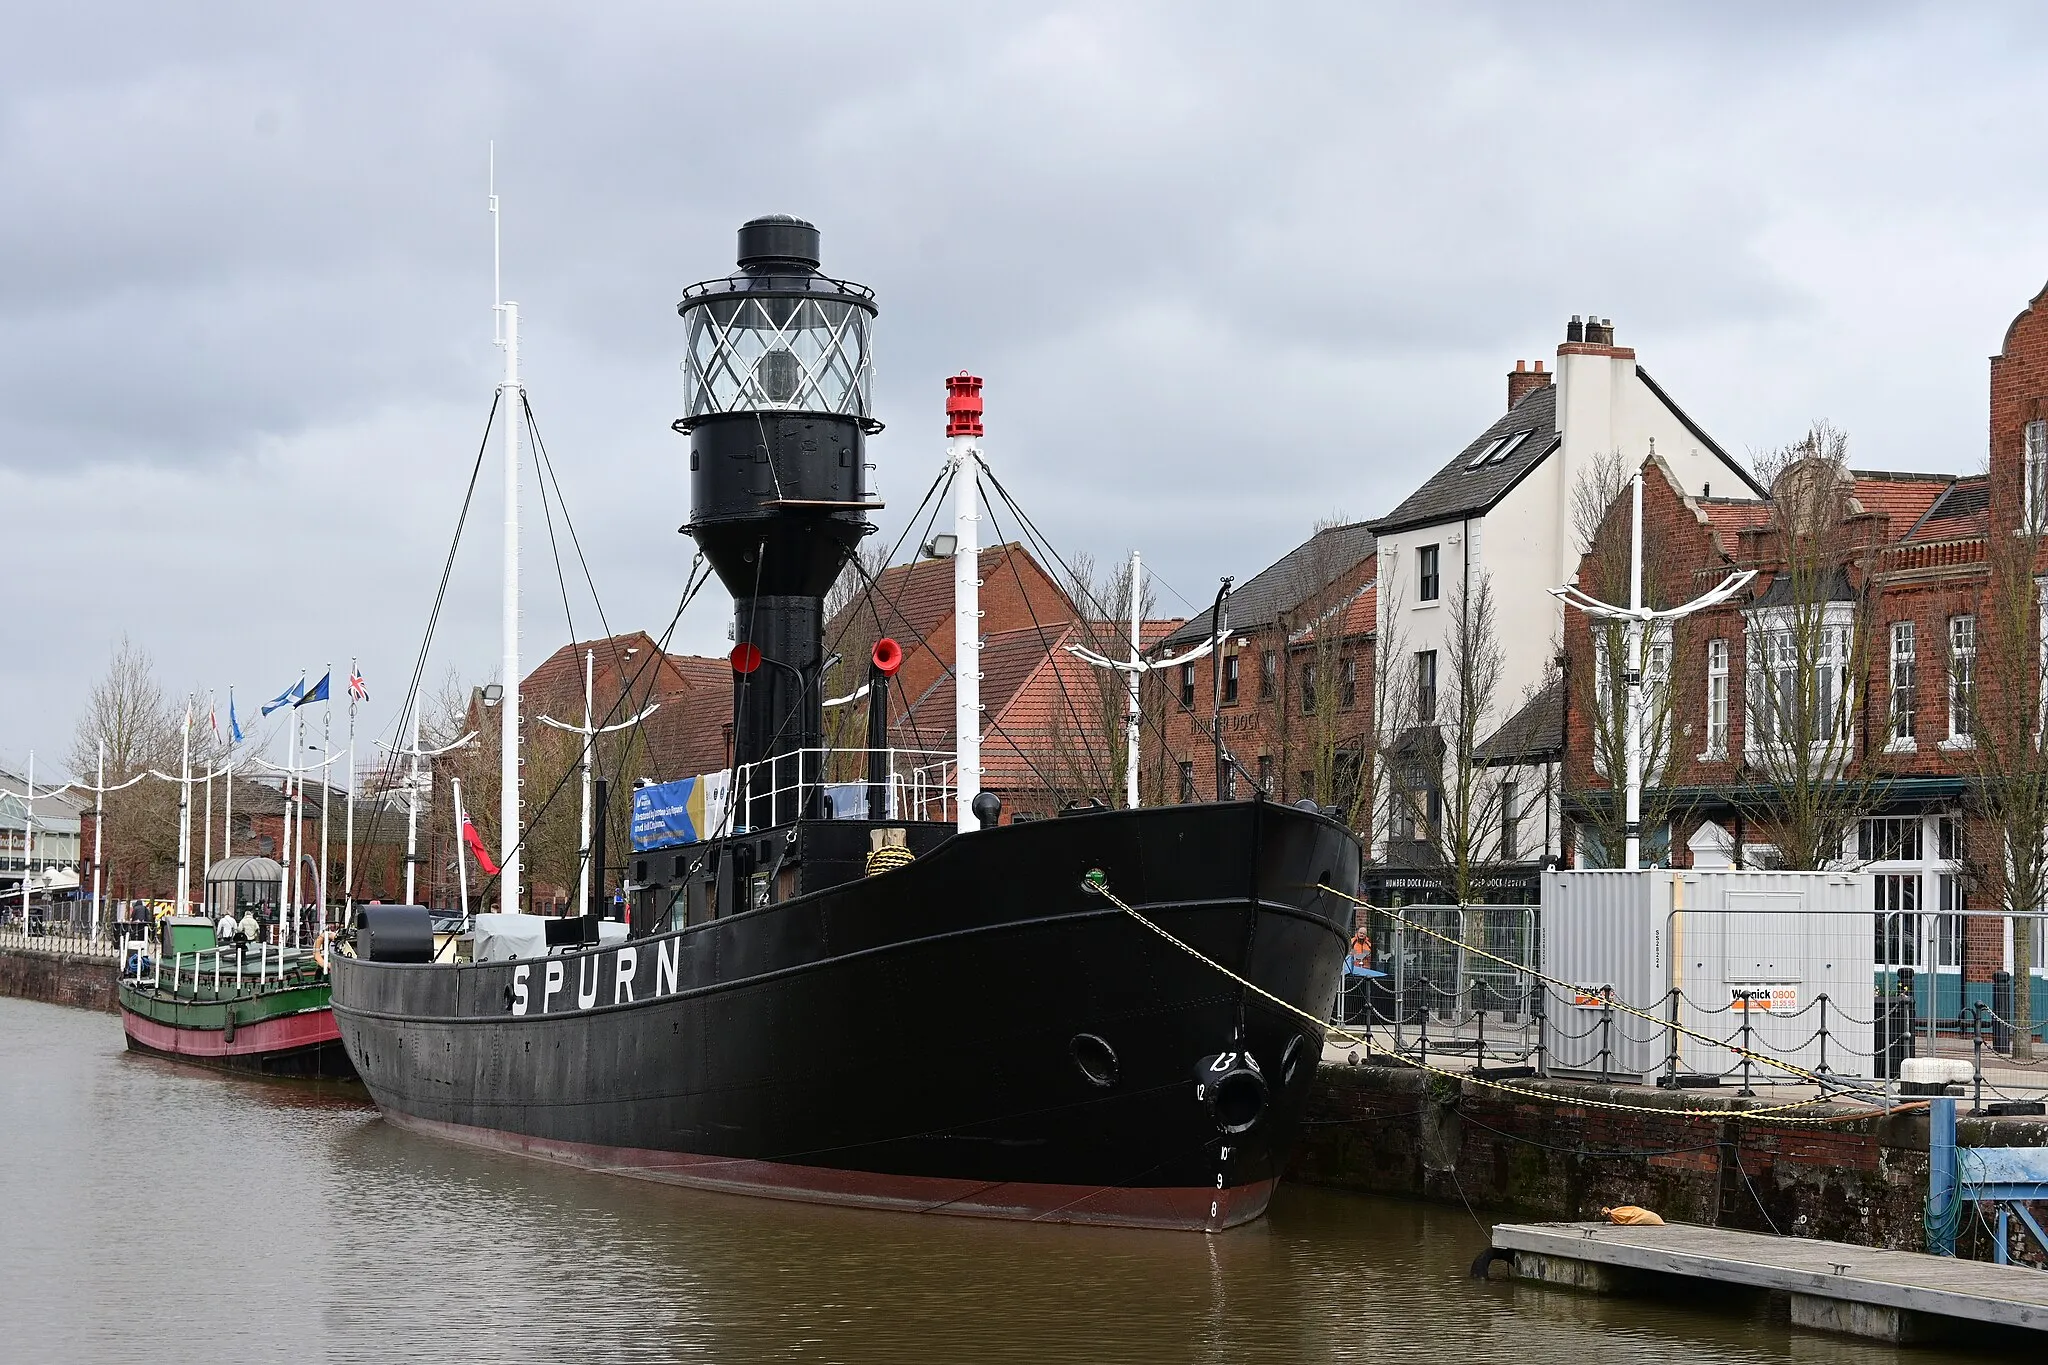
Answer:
[{"xmin": 678, "ymin": 215, "xmax": 877, "ymax": 427}]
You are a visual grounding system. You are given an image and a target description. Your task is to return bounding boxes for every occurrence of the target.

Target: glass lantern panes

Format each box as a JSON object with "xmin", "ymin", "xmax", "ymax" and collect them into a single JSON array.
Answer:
[{"xmin": 683, "ymin": 290, "xmax": 874, "ymax": 420}]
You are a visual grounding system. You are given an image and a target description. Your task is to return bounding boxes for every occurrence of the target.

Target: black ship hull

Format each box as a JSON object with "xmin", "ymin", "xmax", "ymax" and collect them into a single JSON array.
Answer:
[{"xmin": 331, "ymin": 800, "xmax": 1355, "ymax": 1230}]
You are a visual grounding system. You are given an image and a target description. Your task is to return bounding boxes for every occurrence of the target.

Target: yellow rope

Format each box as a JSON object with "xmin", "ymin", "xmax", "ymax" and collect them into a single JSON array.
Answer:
[
  {"xmin": 1079, "ymin": 873, "xmax": 1871, "ymax": 1126},
  {"xmin": 865, "ymin": 845, "xmax": 916, "ymax": 876}
]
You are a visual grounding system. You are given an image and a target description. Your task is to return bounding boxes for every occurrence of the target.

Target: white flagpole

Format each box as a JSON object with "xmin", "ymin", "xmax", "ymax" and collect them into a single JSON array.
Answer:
[
  {"xmin": 319, "ymin": 664, "xmax": 331, "ymax": 935},
  {"xmin": 453, "ymin": 776, "xmax": 470, "ymax": 917},
  {"xmin": 284, "ymin": 696, "xmax": 299, "ymax": 945},
  {"xmin": 20, "ymin": 751, "xmax": 32, "ymax": 932},
  {"xmin": 1127, "ymin": 550, "xmax": 1142, "ymax": 810},
  {"xmin": 201, "ymin": 763, "xmax": 213, "ymax": 916},
  {"xmin": 345, "ymin": 662, "xmax": 357, "ymax": 917},
  {"xmin": 91, "ymin": 740, "xmax": 104, "ymax": 944},
  {"xmin": 223, "ymin": 701, "xmax": 234, "ymax": 862}
]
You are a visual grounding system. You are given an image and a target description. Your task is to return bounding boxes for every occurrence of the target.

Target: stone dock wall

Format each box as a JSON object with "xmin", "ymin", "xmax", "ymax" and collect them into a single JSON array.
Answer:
[
  {"xmin": 1294, "ymin": 1062, "xmax": 2045, "ymax": 1258},
  {"xmin": 0, "ymin": 946, "xmax": 118, "ymax": 1013}
]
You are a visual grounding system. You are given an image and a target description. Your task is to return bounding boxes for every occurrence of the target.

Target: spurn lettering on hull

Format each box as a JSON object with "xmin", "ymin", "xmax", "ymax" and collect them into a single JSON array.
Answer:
[{"xmin": 508, "ymin": 943, "xmax": 659, "ymax": 1017}]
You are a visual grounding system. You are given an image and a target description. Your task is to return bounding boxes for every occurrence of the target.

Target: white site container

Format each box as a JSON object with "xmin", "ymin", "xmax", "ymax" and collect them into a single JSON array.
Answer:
[{"xmin": 1541, "ymin": 869, "xmax": 1875, "ymax": 1084}]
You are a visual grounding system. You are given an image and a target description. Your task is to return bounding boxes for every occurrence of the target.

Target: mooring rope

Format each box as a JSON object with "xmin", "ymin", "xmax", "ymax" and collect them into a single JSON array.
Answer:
[{"xmin": 1078, "ymin": 870, "xmax": 1888, "ymax": 1126}]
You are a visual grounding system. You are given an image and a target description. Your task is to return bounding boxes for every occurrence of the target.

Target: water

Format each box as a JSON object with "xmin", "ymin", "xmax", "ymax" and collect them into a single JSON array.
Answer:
[{"xmin": 0, "ymin": 996, "xmax": 1990, "ymax": 1364}]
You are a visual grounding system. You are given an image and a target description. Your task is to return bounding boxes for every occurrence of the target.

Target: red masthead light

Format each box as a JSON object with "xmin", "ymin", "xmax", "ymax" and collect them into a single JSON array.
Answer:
[
  {"xmin": 729, "ymin": 642, "xmax": 763, "ymax": 675},
  {"xmin": 945, "ymin": 372, "xmax": 983, "ymax": 438},
  {"xmin": 872, "ymin": 637, "xmax": 903, "ymax": 677}
]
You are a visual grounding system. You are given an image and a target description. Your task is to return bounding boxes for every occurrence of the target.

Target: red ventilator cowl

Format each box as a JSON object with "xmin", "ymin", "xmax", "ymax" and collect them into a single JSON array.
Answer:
[{"xmin": 945, "ymin": 372, "xmax": 983, "ymax": 438}]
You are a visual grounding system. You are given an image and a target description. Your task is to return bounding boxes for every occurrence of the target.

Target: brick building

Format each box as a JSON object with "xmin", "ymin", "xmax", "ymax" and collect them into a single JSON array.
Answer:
[
  {"xmin": 1560, "ymin": 276, "xmax": 2048, "ymax": 1026},
  {"xmin": 1147, "ymin": 521, "xmax": 1377, "ymax": 817}
]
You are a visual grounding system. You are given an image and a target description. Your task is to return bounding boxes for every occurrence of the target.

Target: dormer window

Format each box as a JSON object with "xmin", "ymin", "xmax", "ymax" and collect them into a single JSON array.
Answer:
[{"xmin": 2027, "ymin": 420, "xmax": 2048, "ymax": 532}]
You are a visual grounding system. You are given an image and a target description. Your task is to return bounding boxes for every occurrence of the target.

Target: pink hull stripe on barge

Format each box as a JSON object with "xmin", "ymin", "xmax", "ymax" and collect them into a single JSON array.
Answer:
[
  {"xmin": 122, "ymin": 1006, "xmax": 340, "ymax": 1060},
  {"xmin": 379, "ymin": 1108, "xmax": 1274, "ymax": 1232}
]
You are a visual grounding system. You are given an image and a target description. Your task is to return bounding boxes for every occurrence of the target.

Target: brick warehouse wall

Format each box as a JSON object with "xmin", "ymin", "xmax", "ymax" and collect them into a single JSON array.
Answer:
[
  {"xmin": 1293, "ymin": 1063, "xmax": 2045, "ymax": 1262},
  {"xmin": 0, "ymin": 946, "xmax": 118, "ymax": 1012}
]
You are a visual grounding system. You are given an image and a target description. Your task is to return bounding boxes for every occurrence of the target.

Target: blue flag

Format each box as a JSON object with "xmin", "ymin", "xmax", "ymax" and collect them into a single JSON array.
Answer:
[
  {"xmin": 297, "ymin": 672, "xmax": 331, "ymax": 707},
  {"xmin": 261, "ymin": 678, "xmax": 305, "ymax": 716},
  {"xmin": 229, "ymin": 689, "xmax": 245, "ymax": 745}
]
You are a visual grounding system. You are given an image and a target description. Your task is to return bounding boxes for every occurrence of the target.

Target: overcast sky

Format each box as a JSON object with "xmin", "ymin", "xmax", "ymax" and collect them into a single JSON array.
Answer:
[{"xmin": 5, "ymin": 2, "xmax": 2046, "ymax": 780}]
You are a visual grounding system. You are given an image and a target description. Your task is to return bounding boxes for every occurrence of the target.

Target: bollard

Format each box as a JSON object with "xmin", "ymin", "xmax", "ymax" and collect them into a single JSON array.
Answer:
[
  {"xmin": 1662, "ymin": 988, "xmax": 1682, "ymax": 1088},
  {"xmin": 1734, "ymin": 989, "xmax": 1759, "ymax": 1097},
  {"xmin": 1816, "ymin": 993, "xmax": 1831, "ymax": 1076},
  {"xmin": 1599, "ymin": 995, "xmax": 1614, "ymax": 1083},
  {"xmin": 1969, "ymin": 1002, "xmax": 1988, "ymax": 1115},
  {"xmin": 1991, "ymin": 971, "xmax": 2015, "ymax": 1056}
]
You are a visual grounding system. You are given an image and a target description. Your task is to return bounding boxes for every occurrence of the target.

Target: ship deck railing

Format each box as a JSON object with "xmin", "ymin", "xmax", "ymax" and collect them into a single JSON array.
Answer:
[
  {"xmin": 731, "ymin": 747, "xmax": 958, "ymax": 829},
  {"xmin": 123, "ymin": 945, "xmax": 323, "ymax": 1002}
]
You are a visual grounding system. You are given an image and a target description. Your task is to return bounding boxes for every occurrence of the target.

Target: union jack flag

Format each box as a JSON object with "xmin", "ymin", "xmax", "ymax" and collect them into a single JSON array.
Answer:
[{"xmin": 347, "ymin": 664, "xmax": 369, "ymax": 704}]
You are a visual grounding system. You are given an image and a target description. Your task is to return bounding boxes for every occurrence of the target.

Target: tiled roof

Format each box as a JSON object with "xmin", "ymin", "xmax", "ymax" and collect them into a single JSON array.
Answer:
[
  {"xmin": 1162, "ymin": 522, "xmax": 1377, "ymax": 649},
  {"xmin": 518, "ymin": 632, "xmax": 733, "ymax": 783},
  {"xmin": 893, "ymin": 623, "xmax": 1072, "ymax": 750},
  {"xmin": 1296, "ymin": 583, "xmax": 1377, "ymax": 644},
  {"xmin": 1476, "ymin": 678, "xmax": 1565, "ymax": 764},
  {"xmin": 1850, "ymin": 471, "xmax": 1953, "ymax": 533},
  {"xmin": 1698, "ymin": 497, "xmax": 1772, "ymax": 552},
  {"xmin": 1367, "ymin": 383, "xmax": 1560, "ymax": 536},
  {"xmin": 830, "ymin": 543, "xmax": 1064, "ymax": 657},
  {"xmin": 1903, "ymin": 476, "xmax": 1989, "ymax": 543}
]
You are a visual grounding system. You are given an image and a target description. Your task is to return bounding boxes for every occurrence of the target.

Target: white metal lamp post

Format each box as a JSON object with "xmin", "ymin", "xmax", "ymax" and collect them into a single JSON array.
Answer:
[
  {"xmin": 539, "ymin": 648, "xmax": 658, "ymax": 917},
  {"xmin": 1551, "ymin": 468, "xmax": 1755, "ymax": 870}
]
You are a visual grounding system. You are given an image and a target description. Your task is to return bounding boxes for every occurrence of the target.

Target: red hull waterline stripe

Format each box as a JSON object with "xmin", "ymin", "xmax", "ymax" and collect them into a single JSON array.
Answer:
[
  {"xmin": 380, "ymin": 1109, "xmax": 1276, "ymax": 1233},
  {"xmin": 122, "ymin": 1007, "xmax": 340, "ymax": 1060}
]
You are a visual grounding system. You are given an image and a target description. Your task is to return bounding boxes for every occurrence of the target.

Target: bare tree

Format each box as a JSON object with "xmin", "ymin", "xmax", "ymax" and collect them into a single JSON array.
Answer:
[
  {"xmin": 68, "ymin": 637, "xmax": 186, "ymax": 900},
  {"xmin": 1431, "ymin": 574, "xmax": 1510, "ymax": 900},
  {"xmin": 1964, "ymin": 467, "xmax": 2043, "ymax": 1058},
  {"xmin": 1736, "ymin": 423, "xmax": 1884, "ymax": 870}
]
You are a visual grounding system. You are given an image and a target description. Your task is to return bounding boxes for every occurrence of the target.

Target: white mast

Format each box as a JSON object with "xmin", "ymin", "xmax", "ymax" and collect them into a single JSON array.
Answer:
[
  {"xmin": 176, "ymin": 706, "xmax": 193, "ymax": 913},
  {"xmin": 405, "ymin": 704, "xmax": 422, "ymax": 906},
  {"xmin": 1126, "ymin": 550, "xmax": 1142, "ymax": 810},
  {"xmin": 493, "ymin": 150, "xmax": 524, "ymax": 913},
  {"xmin": 318, "ymin": 663, "xmax": 331, "ymax": 933},
  {"xmin": 946, "ymin": 374, "xmax": 984, "ymax": 832},
  {"xmin": 344, "ymin": 702, "xmax": 356, "ymax": 918},
  {"xmin": 576, "ymin": 649, "xmax": 593, "ymax": 913}
]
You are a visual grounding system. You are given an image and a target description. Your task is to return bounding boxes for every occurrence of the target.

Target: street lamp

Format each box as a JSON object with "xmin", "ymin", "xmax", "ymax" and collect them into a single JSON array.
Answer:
[{"xmin": 1552, "ymin": 466, "xmax": 1755, "ymax": 870}]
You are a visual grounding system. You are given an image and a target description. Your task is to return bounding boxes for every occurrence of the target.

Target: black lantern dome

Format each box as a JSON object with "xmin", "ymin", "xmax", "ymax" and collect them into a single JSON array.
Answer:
[{"xmin": 677, "ymin": 217, "xmax": 880, "ymax": 828}]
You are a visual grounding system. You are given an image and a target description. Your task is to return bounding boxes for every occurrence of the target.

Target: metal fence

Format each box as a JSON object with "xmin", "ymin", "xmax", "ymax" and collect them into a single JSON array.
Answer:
[{"xmin": 1331, "ymin": 900, "xmax": 2048, "ymax": 1105}]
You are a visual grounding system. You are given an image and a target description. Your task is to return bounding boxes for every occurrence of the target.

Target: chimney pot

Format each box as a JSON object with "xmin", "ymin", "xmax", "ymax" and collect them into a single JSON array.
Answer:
[
  {"xmin": 1507, "ymin": 355, "xmax": 1554, "ymax": 409},
  {"xmin": 1566, "ymin": 315, "xmax": 1585, "ymax": 344}
]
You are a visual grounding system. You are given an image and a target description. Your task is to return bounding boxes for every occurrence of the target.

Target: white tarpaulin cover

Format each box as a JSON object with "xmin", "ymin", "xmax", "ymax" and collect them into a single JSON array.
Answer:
[{"xmin": 472, "ymin": 912, "xmax": 547, "ymax": 963}]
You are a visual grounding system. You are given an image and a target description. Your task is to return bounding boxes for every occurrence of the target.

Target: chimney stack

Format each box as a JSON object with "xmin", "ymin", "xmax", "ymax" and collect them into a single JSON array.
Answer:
[{"xmin": 1507, "ymin": 357, "xmax": 1551, "ymax": 409}]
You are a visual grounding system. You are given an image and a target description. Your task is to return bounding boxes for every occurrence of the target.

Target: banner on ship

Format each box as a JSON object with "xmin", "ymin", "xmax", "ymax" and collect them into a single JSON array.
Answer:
[{"xmin": 632, "ymin": 771, "xmax": 732, "ymax": 851}]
